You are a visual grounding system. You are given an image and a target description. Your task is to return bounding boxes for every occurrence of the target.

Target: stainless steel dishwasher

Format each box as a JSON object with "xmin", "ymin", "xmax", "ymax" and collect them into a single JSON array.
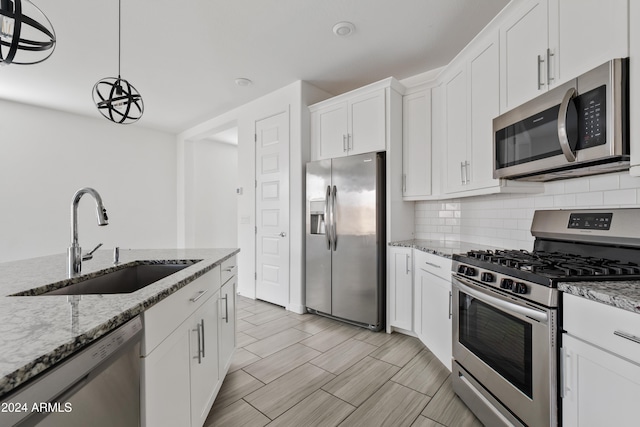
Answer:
[{"xmin": 1, "ymin": 315, "xmax": 143, "ymax": 427}]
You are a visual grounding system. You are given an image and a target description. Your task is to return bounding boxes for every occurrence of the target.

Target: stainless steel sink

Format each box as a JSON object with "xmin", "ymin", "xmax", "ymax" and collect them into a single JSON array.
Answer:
[{"xmin": 17, "ymin": 263, "xmax": 193, "ymax": 296}]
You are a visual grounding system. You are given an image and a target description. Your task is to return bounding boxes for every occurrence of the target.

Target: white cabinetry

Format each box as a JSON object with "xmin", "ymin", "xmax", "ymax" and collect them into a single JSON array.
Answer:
[
  {"xmin": 218, "ymin": 257, "xmax": 237, "ymax": 375},
  {"xmin": 562, "ymin": 293, "xmax": 640, "ymax": 427},
  {"xmin": 141, "ymin": 259, "xmax": 237, "ymax": 427},
  {"xmin": 441, "ymin": 30, "xmax": 541, "ymax": 197},
  {"xmin": 500, "ymin": 0, "xmax": 628, "ymax": 111},
  {"xmin": 402, "ymin": 87, "xmax": 432, "ymax": 199},
  {"xmin": 413, "ymin": 250, "xmax": 452, "ymax": 371},
  {"xmin": 388, "ymin": 246, "xmax": 413, "ymax": 332},
  {"xmin": 189, "ymin": 294, "xmax": 219, "ymax": 427},
  {"xmin": 311, "ymin": 87, "xmax": 385, "ymax": 160}
]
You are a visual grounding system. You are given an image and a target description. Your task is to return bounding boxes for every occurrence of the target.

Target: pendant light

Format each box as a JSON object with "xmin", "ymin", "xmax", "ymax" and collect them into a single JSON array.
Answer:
[
  {"xmin": 0, "ymin": 0, "xmax": 55, "ymax": 65},
  {"xmin": 92, "ymin": 0, "xmax": 143, "ymax": 124}
]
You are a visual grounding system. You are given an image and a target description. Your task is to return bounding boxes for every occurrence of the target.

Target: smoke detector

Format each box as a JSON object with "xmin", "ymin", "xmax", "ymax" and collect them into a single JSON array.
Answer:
[{"xmin": 333, "ymin": 21, "xmax": 355, "ymax": 37}]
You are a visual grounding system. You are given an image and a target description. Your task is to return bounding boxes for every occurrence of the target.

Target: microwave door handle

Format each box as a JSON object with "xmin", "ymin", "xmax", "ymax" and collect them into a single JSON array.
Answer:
[{"xmin": 558, "ymin": 87, "xmax": 577, "ymax": 162}]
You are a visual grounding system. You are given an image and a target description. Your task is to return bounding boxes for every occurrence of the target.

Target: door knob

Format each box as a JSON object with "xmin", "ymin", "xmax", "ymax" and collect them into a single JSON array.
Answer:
[{"xmin": 279, "ymin": 232, "xmax": 287, "ymax": 237}]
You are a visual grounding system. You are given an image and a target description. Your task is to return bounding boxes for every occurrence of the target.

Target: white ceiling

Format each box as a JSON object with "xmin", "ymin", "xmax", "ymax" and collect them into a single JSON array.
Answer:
[{"xmin": 0, "ymin": 0, "xmax": 509, "ymax": 134}]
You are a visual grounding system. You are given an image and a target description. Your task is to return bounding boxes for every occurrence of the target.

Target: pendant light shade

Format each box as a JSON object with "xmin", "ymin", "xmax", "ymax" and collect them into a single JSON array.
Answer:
[
  {"xmin": 92, "ymin": 77, "xmax": 143, "ymax": 124},
  {"xmin": 0, "ymin": 0, "xmax": 55, "ymax": 65},
  {"xmin": 92, "ymin": 0, "xmax": 143, "ymax": 124}
]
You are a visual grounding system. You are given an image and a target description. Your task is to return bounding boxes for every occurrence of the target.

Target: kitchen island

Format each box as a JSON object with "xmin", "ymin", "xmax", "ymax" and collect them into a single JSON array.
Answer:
[{"xmin": 0, "ymin": 248, "xmax": 239, "ymax": 399}]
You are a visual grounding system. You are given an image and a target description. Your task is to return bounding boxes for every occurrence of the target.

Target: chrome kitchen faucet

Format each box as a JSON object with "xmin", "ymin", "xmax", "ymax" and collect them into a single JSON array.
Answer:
[{"xmin": 68, "ymin": 187, "xmax": 109, "ymax": 276}]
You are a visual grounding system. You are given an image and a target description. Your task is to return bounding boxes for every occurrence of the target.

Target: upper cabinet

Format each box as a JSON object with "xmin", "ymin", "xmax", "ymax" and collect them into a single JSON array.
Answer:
[
  {"xmin": 402, "ymin": 87, "xmax": 432, "ymax": 199},
  {"xmin": 501, "ymin": 0, "xmax": 629, "ymax": 112},
  {"xmin": 310, "ymin": 82, "xmax": 388, "ymax": 160},
  {"xmin": 443, "ymin": 31, "xmax": 535, "ymax": 196},
  {"xmin": 443, "ymin": 31, "xmax": 501, "ymax": 193}
]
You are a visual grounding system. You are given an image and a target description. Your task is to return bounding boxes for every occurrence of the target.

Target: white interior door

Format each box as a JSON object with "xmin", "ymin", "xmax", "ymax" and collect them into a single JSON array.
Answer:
[{"xmin": 255, "ymin": 111, "xmax": 289, "ymax": 307}]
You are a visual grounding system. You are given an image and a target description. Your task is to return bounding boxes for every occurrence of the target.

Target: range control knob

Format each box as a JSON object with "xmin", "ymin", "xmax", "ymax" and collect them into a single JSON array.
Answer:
[
  {"xmin": 457, "ymin": 265, "xmax": 467, "ymax": 274},
  {"xmin": 480, "ymin": 272, "xmax": 495, "ymax": 283},
  {"xmin": 465, "ymin": 267, "xmax": 477, "ymax": 276},
  {"xmin": 500, "ymin": 278, "xmax": 514, "ymax": 290},
  {"xmin": 513, "ymin": 282, "xmax": 528, "ymax": 294}
]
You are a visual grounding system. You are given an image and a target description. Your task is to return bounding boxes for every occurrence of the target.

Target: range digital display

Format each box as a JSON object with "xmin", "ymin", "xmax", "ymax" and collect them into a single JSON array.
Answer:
[{"xmin": 568, "ymin": 213, "xmax": 613, "ymax": 230}]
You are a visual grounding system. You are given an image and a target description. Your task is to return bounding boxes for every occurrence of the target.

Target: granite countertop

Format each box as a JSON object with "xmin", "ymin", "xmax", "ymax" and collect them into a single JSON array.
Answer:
[
  {"xmin": 558, "ymin": 281, "xmax": 640, "ymax": 315},
  {"xmin": 389, "ymin": 239, "xmax": 497, "ymax": 258},
  {"xmin": 0, "ymin": 248, "xmax": 239, "ymax": 399}
]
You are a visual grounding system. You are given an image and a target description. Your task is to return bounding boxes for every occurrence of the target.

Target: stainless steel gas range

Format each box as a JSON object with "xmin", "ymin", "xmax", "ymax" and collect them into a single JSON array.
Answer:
[{"xmin": 451, "ymin": 208, "xmax": 640, "ymax": 427}]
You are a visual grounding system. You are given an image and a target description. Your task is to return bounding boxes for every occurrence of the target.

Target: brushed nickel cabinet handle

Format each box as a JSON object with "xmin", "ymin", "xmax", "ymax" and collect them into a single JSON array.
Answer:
[
  {"xmin": 614, "ymin": 330, "xmax": 640, "ymax": 345},
  {"xmin": 190, "ymin": 289, "xmax": 209, "ymax": 303}
]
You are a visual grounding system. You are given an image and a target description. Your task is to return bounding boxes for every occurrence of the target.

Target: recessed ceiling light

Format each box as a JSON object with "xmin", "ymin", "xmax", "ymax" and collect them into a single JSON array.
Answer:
[
  {"xmin": 235, "ymin": 78, "xmax": 252, "ymax": 87},
  {"xmin": 333, "ymin": 21, "xmax": 355, "ymax": 37}
]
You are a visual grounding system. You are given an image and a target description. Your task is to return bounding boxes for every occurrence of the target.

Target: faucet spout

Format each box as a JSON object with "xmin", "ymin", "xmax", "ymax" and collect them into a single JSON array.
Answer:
[{"xmin": 68, "ymin": 187, "xmax": 109, "ymax": 276}]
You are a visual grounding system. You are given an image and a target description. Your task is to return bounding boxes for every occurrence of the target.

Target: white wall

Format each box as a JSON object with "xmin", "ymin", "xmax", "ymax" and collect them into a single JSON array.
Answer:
[
  {"xmin": 177, "ymin": 81, "xmax": 331, "ymax": 312},
  {"xmin": 415, "ymin": 171, "xmax": 640, "ymax": 250},
  {"xmin": 0, "ymin": 99, "xmax": 177, "ymax": 263},
  {"xmin": 184, "ymin": 139, "xmax": 238, "ymax": 248}
]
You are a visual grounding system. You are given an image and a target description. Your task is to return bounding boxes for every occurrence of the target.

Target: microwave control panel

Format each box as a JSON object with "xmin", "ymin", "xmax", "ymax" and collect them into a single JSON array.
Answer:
[{"xmin": 577, "ymin": 85, "xmax": 606, "ymax": 149}]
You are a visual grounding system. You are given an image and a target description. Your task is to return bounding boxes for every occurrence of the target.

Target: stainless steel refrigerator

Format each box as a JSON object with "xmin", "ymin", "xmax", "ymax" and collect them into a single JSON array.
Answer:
[{"xmin": 305, "ymin": 151, "xmax": 385, "ymax": 331}]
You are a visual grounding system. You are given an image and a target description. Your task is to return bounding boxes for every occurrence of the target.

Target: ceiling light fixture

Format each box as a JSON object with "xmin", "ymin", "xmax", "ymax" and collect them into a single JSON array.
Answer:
[
  {"xmin": 0, "ymin": 0, "xmax": 55, "ymax": 65},
  {"xmin": 332, "ymin": 21, "xmax": 355, "ymax": 37},
  {"xmin": 92, "ymin": 0, "xmax": 143, "ymax": 124},
  {"xmin": 235, "ymin": 78, "xmax": 252, "ymax": 87}
]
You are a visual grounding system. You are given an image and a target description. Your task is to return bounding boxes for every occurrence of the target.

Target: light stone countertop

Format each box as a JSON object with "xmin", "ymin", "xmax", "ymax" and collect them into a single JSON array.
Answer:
[
  {"xmin": 389, "ymin": 239, "xmax": 498, "ymax": 259},
  {"xmin": 0, "ymin": 248, "xmax": 239, "ymax": 399},
  {"xmin": 558, "ymin": 281, "xmax": 640, "ymax": 315}
]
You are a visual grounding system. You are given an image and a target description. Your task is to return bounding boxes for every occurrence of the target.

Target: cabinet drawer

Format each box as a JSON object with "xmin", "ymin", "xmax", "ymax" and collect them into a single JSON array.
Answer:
[
  {"xmin": 143, "ymin": 266, "xmax": 221, "ymax": 356},
  {"xmin": 221, "ymin": 256, "xmax": 237, "ymax": 285},
  {"xmin": 563, "ymin": 293, "xmax": 640, "ymax": 365},
  {"xmin": 413, "ymin": 250, "xmax": 452, "ymax": 281}
]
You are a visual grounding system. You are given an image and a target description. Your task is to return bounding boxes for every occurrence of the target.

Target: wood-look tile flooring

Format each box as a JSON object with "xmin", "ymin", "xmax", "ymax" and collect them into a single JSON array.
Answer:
[{"xmin": 204, "ymin": 297, "xmax": 483, "ymax": 427}]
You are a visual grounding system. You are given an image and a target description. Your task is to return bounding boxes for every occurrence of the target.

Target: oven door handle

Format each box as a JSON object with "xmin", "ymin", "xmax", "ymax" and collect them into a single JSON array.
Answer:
[{"xmin": 454, "ymin": 277, "xmax": 548, "ymax": 323}]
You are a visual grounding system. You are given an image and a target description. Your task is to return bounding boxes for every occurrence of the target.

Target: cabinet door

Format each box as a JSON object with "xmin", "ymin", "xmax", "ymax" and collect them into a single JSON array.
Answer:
[
  {"xmin": 348, "ymin": 89, "xmax": 386, "ymax": 155},
  {"xmin": 468, "ymin": 32, "xmax": 501, "ymax": 191},
  {"xmin": 402, "ymin": 89, "xmax": 432, "ymax": 199},
  {"xmin": 218, "ymin": 277, "xmax": 236, "ymax": 375},
  {"xmin": 388, "ymin": 247, "xmax": 413, "ymax": 331},
  {"xmin": 316, "ymin": 102, "xmax": 348, "ymax": 160},
  {"xmin": 443, "ymin": 67, "xmax": 468, "ymax": 194},
  {"xmin": 562, "ymin": 334, "xmax": 640, "ymax": 427},
  {"xmin": 416, "ymin": 268, "xmax": 452, "ymax": 371},
  {"xmin": 550, "ymin": 0, "xmax": 628, "ymax": 87},
  {"xmin": 500, "ymin": 0, "xmax": 549, "ymax": 111},
  {"xmin": 142, "ymin": 325, "xmax": 191, "ymax": 427},
  {"xmin": 190, "ymin": 294, "xmax": 220, "ymax": 427}
]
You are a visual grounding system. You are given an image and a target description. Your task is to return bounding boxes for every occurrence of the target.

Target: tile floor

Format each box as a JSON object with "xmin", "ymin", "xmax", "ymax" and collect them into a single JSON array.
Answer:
[{"xmin": 204, "ymin": 296, "xmax": 483, "ymax": 427}]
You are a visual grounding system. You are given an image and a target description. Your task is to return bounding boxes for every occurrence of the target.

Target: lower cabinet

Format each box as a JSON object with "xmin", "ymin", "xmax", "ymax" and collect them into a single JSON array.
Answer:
[
  {"xmin": 561, "ymin": 293, "xmax": 640, "ymax": 427},
  {"xmin": 413, "ymin": 250, "xmax": 452, "ymax": 371},
  {"xmin": 218, "ymin": 270, "xmax": 237, "ymax": 375},
  {"xmin": 141, "ymin": 257, "xmax": 237, "ymax": 427},
  {"xmin": 189, "ymin": 294, "xmax": 220, "ymax": 427},
  {"xmin": 388, "ymin": 246, "xmax": 413, "ymax": 331}
]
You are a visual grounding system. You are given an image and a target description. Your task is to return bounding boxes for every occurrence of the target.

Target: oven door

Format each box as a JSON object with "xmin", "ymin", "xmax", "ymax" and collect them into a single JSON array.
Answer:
[{"xmin": 452, "ymin": 275, "xmax": 557, "ymax": 427}]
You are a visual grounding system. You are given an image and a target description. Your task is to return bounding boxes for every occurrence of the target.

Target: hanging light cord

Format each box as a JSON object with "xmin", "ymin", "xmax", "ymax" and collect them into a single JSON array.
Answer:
[{"xmin": 118, "ymin": 0, "xmax": 121, "ymax": 78}]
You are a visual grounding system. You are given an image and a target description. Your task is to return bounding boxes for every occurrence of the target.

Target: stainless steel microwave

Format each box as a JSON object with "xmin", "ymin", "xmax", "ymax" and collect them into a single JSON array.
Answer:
[{"xmin": 493, "ymin": 58, "xmax": 629, "ymax": 181}]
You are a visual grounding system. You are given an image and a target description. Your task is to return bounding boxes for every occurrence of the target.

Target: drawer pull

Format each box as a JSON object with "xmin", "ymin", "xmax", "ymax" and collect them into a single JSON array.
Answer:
[
  {"xmin": 190, "ymin": 289, "xmax": 209, "ymax": 303},
  {"xmin": 614, "ymin": 330, "xmax": 640, "ymax": 345},
  {"xmin": 424, "ymin": 261, "xmax": 441, "ymax": 269},
  {"xmin": 224, "ymin": 266, "xmax": 235, "ymax": 272}
]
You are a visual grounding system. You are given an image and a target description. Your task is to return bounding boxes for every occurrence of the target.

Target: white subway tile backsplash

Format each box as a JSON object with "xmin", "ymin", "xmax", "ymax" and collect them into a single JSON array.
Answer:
[
  {"xmin": 603, "ymin": 188, "xmax": 637, "ymax": 205},
  {"xmin": 589, "ymin": 174, "xmax": 620, "ymax": 191},
  {"xmin": 414, "ymin": 172, "xmax": 640, "ymax": 250},
  {"xmin": 576, "ymin": 191, "xmax": 603, "ymax": 206}
]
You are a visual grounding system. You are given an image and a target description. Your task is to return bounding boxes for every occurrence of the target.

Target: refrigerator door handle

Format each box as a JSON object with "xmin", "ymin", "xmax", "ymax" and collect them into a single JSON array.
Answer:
[
  {"xmin": 325, "ymin": 185, "xmax": 331, "ymax": 250},
  {"xmin": 331, "ymin": 185, "xmax": 338, "ymax": 251}
]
